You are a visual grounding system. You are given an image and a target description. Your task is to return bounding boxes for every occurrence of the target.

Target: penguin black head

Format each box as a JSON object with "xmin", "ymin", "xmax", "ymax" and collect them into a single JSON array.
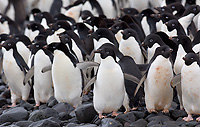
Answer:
[
  {"xmin": 0, "ymin": 15, "xmax": 12, "ymax": 24},
  {"xmin": 121, "ymin": 28, "xmax": 139, "ymax": 41},
  {"xmin": 165, "ymin": 19, "xmax": 179, "ymax": 32},
  {"xmin": 11, "ymin": 34, "xmax": 32, "ymax": 46},
  {"xmin": 182, "ymin": 5, "xmax": 200, "ymax": 16},
  {"xmin": 186, "ymin": 0, "xmax": 196, "ymax": 5},
  {"xmin": 183, "ymin": 52, "xmax": 199, "ymax": 66},
  {"xmin": 34, "ymin": 12, "xmax": 54, "ymax": 25},
  {"xmin": 155, "ymin": 45, "xmax": 173, "ymax": 58},
  {"xmin": 142, "ymin": 33, "xmax": 164, "ymax": 48},
  {"xmin": 29, "ymin": 41, "xmax": 47, "ymax": 54},
  {"xmin": 58, "ymin": 33, "xmax": 72, "ymax": 45},
  {"xmin": 140, "ymin": 9, "xmax": 156, "ymax": 17},
  {"xmin": 120, "ymin": 8, "xmax": 139, "ymax": 15},
  {"xmin": 53, "ymin": 13, "xmax": 76, "ymax": 25},
  {"xmin": 94, "ymin": 43, "xmax": 116, "ymax": 60},
  {"xmin": 50, "ymin": 20, "xmax": 72, "ymax": 31},
  {"xmin": 0, "ymin": 34, "xmax": 10, "ymax": 43},
  {"xmin": 1, "ymin": 39, "xmax": 16, "ymax": 51},
  {"xmin": 80, "ymin": 10, "xmax": 94, "ymax": 20},
  {"xmin": 154, "ymin": 6, "xmax": 172, "ymax": 14},
  {"xmin": 31, "ymin": 8, "xmax": 41, "ymax": 15},
  {"xmin": 167, "ymin": 2, "xmax": 185, "ymax": 15},
  {"xmin": 160, "ymin": 13, "xmax": 176, "ymax": 23},
  {"xmin": 110, "ymin": 21, "xmax": 130, "ymax": 34},
  {"xmin": 27, "ymin": 21, "xmax": 44, "ymax": 31}
]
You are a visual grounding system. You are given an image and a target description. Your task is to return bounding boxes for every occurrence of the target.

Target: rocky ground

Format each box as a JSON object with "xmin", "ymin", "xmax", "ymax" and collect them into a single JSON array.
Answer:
[{"xmin": 0, "ymin": 81, "xmax": 198, "ymax": 127}]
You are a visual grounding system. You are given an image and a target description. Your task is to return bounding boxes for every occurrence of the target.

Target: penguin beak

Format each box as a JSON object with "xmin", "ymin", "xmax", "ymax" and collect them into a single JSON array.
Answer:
[
  {"xmin": 182, "ymin": 57, "xmax": 186, "ymax": 61},
  {"xmin": 43, "ymin": 45, "xmax": 48, "ymax": 49},
  {"xmin": 141, "ymin": 42, "xmax": 145, "ymax": 46},
  {"xmin": 165, "ymin": 22, "xmax": 168, "ymax": 25},
  {"xmin": 94, "ymin": 49, "xmax": 102, "ymax": 53},
  {"xmin": 120, "ymin": 8, "xmax": 124, "ymax": 11},
  {"xmin": 169, "ymin": 48, "xmax": 173, "ymax": 52}
]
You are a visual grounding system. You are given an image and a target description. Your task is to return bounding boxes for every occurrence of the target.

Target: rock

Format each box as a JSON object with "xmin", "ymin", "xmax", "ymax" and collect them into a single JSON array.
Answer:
[
  {"xmin": 129, "ymin": 119, "xmax": 148, "ymax": 127},
  {"xmin": 53, "ymin": 102, "xmax": 74, "ymax": 114},
  {"xmin": 28, "ymin": 117, "xmax": 61, "ymax": 127},
  {"xmin": 114, "ymin": 112, "xmax": 136, "ymax": 125},
  {"xmin": 0, "ymin": 107, "xmax": 28, "ymax": 124},
  {"xmin": 170, "ymin": 109, "xmax": 187, "ymax": 120},
  {"xmin": 14, "ymin": 121, "xmax": 33, "ymax": 127},
  {"xmin": 58, "ymin": 112, "xmax": 72, "ymax": 121},
  {"xmin": 0, "ymin": 89, "xmax": 10, "ymax": 99},
  {"xmin": 131, "ymin": 111, "xmax": 147, "ymax": 119},
  {"xmin": 0, "ymin": 85, "xmax": 6, "ymax": 93},
  {"xmin": 39, "ymin": 104, "xmax": 49, "ymax": 109},
  {"xmin": 0, "ymin": 122, "xmax": 12, "ymax": 126},
  {"xmin": 75, "ymin": 103, "xmax": 98, "ymax": 123},
  {"xmin": 146, "ymin": 114, "xmax": 172, "ymax": 123},
  {"xmin": 67, "ymin": 117, "xmax": 79, "ymax": 124},
  {"xmin": 100, "ymin": 118, "xmax": 123, "ymax": 127},
  {"xmin": 4, "ymin": 125, "xmax": 19, "ymax": 127},
  {"xmin": 181, "ymin": 120, "xmax": 200, "ymax": 127},
  {"xmin": 47, "ymin": 96, "xmax": 58, "ymax": 107},
  {"xmin": 42, "ymin": 108, "xmax": 59, "ymax": 118},
  {"xmin": 78, "ymin": 123, "xmax": 97, "ymax": 127},
  {"xmin": 65, "ymin": 123, "xmax": 78, "ymax": 127},
  {"xmin": 0, "ymin": 98, "xmax": 7, "ymax": 108},
  {"xmin": 19, "ymin": 100, "xmax": 33, "ymax": 111},
  {"xmin": 163, "ymin": 121, "xmax": 181, "ymax": 127},
  {"xmin": 28, "ymin": 110, "xmax": 47, "ymax": 122},
  {"xmin": 82, "ymin": 95, "xmax": 91, "ymax": 104}
]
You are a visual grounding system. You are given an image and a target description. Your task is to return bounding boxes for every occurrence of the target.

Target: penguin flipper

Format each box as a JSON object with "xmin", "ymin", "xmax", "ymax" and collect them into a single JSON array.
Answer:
[
  {"xmin": 171, "ymin": 73, "xmax": 181, "ymax": 88},
  {"xmin": 141, "ymin": 46, "xmax": 148, "ymax": 60},
  {"xmin": 41, "ymin": 65, "xmax": 52, "ymax": 73},
  {"xmin": 123, "ymin": 73, "xmax": 140, "ymax": 84},
  {"xmin": 23, "ymin": 66, "xmax": 34, "ymax": 85},
  {"xmin": 76, "ymin": 61, "xmax": 99, "ymax": 70},
  {"xmin": 134, "ymin": 73, "xmax": 147, "ymax": 96},
  {"xmin": 82, "ymin": 76, "xmax": 96, "ymax": 95}
]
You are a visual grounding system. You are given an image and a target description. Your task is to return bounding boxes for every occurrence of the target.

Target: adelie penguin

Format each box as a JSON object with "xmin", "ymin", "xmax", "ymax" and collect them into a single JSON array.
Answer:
[
  {"xmin": 24, "ymin": 36, "xmax": 54, "ymax": 107},
  {"xmin": 135, "ymin": 45, "xmax": 174, "ymax": 113},
  {"xmin": 44, "ymin": 42, "xmax": 82, "ymax": 108},
  {"xmin": 1, "ymin": 38, "xmax": 31, "ymax": 107},
  {"xmin": 181, "ymin": 53, "xmax": 200, "ymax": 121}
]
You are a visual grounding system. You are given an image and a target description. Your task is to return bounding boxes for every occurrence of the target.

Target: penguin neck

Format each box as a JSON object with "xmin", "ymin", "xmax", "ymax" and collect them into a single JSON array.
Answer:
[{"xmin": 100, "ymin": 56, "xmax": 117, "ymax": 68}]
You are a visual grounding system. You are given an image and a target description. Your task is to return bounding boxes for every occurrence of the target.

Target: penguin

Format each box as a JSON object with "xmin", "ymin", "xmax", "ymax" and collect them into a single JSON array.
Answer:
[
  {"xmin": 37, "ymin": 0, "xmax": 54, "ymax": 12},
  {"xmin": 28, "ymin": 8, "xmax": 41, "ymax": 22},
  {"xmin": 34, "ymin": 11, "xmax": 54, "ymax": 29},
  {"xmin": 192, "ymin": 30, "xmax": 200, "ymax": 53},
  {"xmin": 53, "ymin": 13, "xmax": 76, "ymax": 25},
  {"xmin": 140, "ymin": 45, "xmax": 174, "ymax": 113},
  {"xmin": 1, "ymin": 38, "xmax": 31, "ymax": 107},
  {"xmin": 167, "ymin": 2, "xmax": 185, "ymax": 18},
  {"xmin": 165, "ymin": 19, "xmax": 186, "ymax": 36},
  {"xmin": 119, "ymin": 28, "xmax": 144, "ymax": 64},
  {"xmin": 44, "ymin": 42, "xmax": 82, "ymax": 108},
  {"xmin": 128, "ymin": 0, "xmax": 148, "ymax": 12},
  {"xmin": 49, "ymin": 0, "xmax": 62, "ymax": 17},
  {"xmin": 181, "ymin": 52, "xmax": 200, "ymax": 121},
  {"xmin": 25, "ymin": 38, "xmax": 54, "ymax": 107},
  {"xmin": 93, "ymin": 43, "xmax": 125, "ymax": 118},
  {"xmin": 120, "ymin": 8, "xmax": 139, "ymax": 16}
]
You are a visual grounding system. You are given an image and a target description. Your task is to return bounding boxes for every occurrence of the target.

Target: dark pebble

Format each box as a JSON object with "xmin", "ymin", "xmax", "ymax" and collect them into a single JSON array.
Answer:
[
  {"xmin": 129, "ymin": 118, "xmax": 148, "ymax": 127},
  {"xmin": 53, "ymin": 102, "xmax": 74, "ymax": 114},
  {"xmin": 170, "ymin": 109, "xmax": 187, "ymax": 120},
  {"xmin": 58, "ymin": 112, "xmax": 72, "ymax": 121},
  {"xmin": 131, "ymin": 110, "xmax": 147, "ymax": 119},
  {"xmin": 47, "ymin": 96, "xmax": 58, "ymax": 107},
  {"xmin": 28, "ymin": 117, "xmax": 61, "ymax": 127},
  {"xmin": 65, "ymin": 123, "xmax": 78, "ymax": 127},
  {"xmin": 42, "ymin": 108, "xmax": 59, "ymax": 118},
  {"xmin": 75, "ymin": 103, "xmax": 98, "ymax": 123},
  {"xmin": 0, "ymin": 107, "xmax": 28, "ymax": 124},
  {"xmin": 19, "ymin": 100, "xmax": 33, "ymax": 111},
  {"xmin": 14, "ymin": 121, "xmax": 33, "ymax": 127},
  {"xmin": 114, "ymin": 112, "xmax": 136, "ymax": 125},
  {"xmin": 0, "ymin": 98, "xmax": 7, "ymax": 108},
  {"xmin": 100, "ymin": 118, "xmax": 123, "ymax": 127},
  {"xmin": 28, "ymin": 110, "xmax": 47, "ymax": 122}
]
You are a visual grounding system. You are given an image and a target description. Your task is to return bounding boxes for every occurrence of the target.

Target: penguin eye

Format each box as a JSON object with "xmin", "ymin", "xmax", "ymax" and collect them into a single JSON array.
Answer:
[
  {"xmin": 65, "ymin": 38, "xmax": 69, "ymax": 41},
  {"xmin": 176, "ymin": 38, "xmax": 179, "ymax": 42},
  {"xmin": 16, "ymin": 37, "xmax": 19, "ymax": 40},
  {"xmin": 106, "ymin": 51, "xmax": 109, "ymax": 54},
  {"xmin": 191, "ymin": 57, "xmax": 194, "ymax": 60},
  {"xmin": 193, "ymin": 8, "xmax": 197, "ymax": 11},
  {"xmin": 54, "ymin": 18, "xmax": 58, "ymax": 20},
  {"xmin": 165, "ymin": 16, "xmax": 169, "ymax": 19},
  {"xmin": 58, "ymin": 25, "xmax": 61, "ymax": 28},
  {"xmin": 98, "ymin": 34, "xmax": 101, "ymax": 37},
  {"xmin": 149, "ymin": 39, "xmax": 153, "ymax": 43},
  {"xmin": 52, "ymin": 29, "xmax": 54, "ymax": 32},
  {"xmin": 53, "ymin": 46, "xmax": 56, "ymax": 49},
  {"xmin": 161, "ymin": 8, "xmax": 165, "ymax": 11},
  {"xmin": 171, "ymin": 6, "xmax": 175, "ymax": 9},
  {"xmin": 116, "ymin": 26, "xmax": 119, "ymax": 29},
  {"xmin": 41, "ymin": 14, "xmax": 43, "ymax": 17},
  {"xmin": 8, "ymin": 43, "xmax": 11, "ymax": 46},
  {"xmin": 127, "ymin": 10, "xmax": 130, "ymax": 13},
  {"xmin": 35, "ymin": 25, "xmax": 38, "ymax": 28},
  {"xmin": 35, "ymin": 44, "xmax": 39, "ymax": 48},
  {"xmin": 171, "ymin": 23, "xmax": 175, "ymax": 27}
]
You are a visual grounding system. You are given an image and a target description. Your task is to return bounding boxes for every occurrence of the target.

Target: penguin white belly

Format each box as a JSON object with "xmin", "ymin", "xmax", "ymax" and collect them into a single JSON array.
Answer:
[
  {"xmin": 41, "ymin": 18, "xmax": 49, "ymax": 29},
  {"xmin": 181, "ymin": 63, "xmax": 200, "ymax": 114},
  {"xmin": 178, "ymin": 14, "xmax": 195, "ymax": 35},
  {"xmin": 16, "ymin": 42, "xmax": 30, "ymax": 63},
  {"xmin": 174, "ymin": 45, "xmax": 186, "ymax": 74},
  {"xmin": 119, "ymin": 37, "xmax": 144, "ymax": 64},
  {"xmin": 3, "ymin": 50, "xmax": 30, "ymax": 103},
  {"xmin": 72, "ymin": 40, "xmax": 83, "ymax": 62},
  {"xmin": 97, "ymin": 0, "xmax": 117, "ymax": 18},
  {"xmin": 94, "ymin": 57, "xmax": 125, "ymax": 113},
  {"xmin": 161, "ymin": 25, "xmax": 177, "ymax": 38},
  {"xmin": 141, "ymin": 17, "xmax": 150, "ymax": 36},
  {"xmin": 63, "ymin": 4, "xmax": 82, "ymax": 22},
  {"xmin": 52, "ymin": 51, "xmax": 82, "ymax": 107},
  {"xmin": 0, "ymin": 21, "xmax": 9, "ymax": 34},
  {"xmin": 147, "ymin": 43, "xmax": 160, "ymax": 63},
  {"xmin": 29, "ymin": 30, "xmax": 39, "ymax": 42},
  {"xmin": 115, "ymin": 30, "xmax": 123, "ymax": 43},
  {"xmin": 46, "ymin": 29, "xmax": 65, "ymax": 45},
  {"xmin": 145, "ymin": 56, "xmax": 173, "ymax": 112},
  {"xmin": 192, "ymin": 44, "xmax": 200, "ymax": 53},
  {"xmin": 33, "ymin": 50, "xmax": 53, "ymax": 103}
]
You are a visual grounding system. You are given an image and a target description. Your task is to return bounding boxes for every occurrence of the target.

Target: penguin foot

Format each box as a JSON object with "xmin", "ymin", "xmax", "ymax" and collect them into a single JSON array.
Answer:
[
  {"xmin": 131, "ymin": 107, "xmax": 138, "ymax": 111},
  {"xmin": 8, "ymin": 103, "xmax": 16, "ymax": 107},
  {"xmin": 196, "ymin": 117, "xmax": 200, "ymax": 122},
  {"xmin": 183, "ymin": 114, "xmax": 193, "ymax": 121},
  {"xmin": 111, "ymin": 111, "xmax": 119, "ymax": 117},
  {"xmin": 149, "ymin": 109, "xmax": 158, "ymax": 113},
  {"xmin": 34, "ymin": 103, "xmax": 40, "ymax": 107},
  {"xmin": 99, "ymin": 113, "xmax": 106, "ymax": 119},
  {"xmin": 162, "ymin": 109, "xmax": 169, "ymax": 114}
]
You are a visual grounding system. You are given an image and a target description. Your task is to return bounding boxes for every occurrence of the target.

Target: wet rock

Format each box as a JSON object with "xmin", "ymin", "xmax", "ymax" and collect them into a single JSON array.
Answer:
[
  {"xmin": 19, "ymin": 100, "xmax": 33, "ymax": 111},
  {"xmin": 78, "ymin": 123, "xmax": 98, "ymax": 127},
  {"xmin": 129, "ymin": 118, "xmax": 148, "ymax": 127},
  {"xmin": 0, "ymin": 98, "xmax": 7, "ymax": 108},
  {"xmin": 114, "ymin": 112, "xmax": 136, "ymax": 125},
  {"xmin": 14, "ymin": 121, "xmax": 33, "ymax": 127},
  {"xmin": 53, "ymin": 102, "xmax": 74, "ymax": 114},
  {"xmin": 0, "ymin": 107, "xmax": 28, "ymax": 124},
  {"xmin": 75, "ymin": 103, "xmax": 98, "ymax": 123},
  {"xmin": 181, "ymin": 120, "xmax": 200, "ymax": 127},
  {"xmin": 170, "ymin": 109, "xmax": 187, "ymax": 120},
  {"xmin": 58, "ymin": 112, "xmax": 72, "ymax": 121},
  {"xmin": 65, "ymin": 123, "xmax": 78, "ymax": 127},
  {"xmin": 42, "ymin": 108, "xmax": 59, "ymax": 118},
  {"xmin": 131, "ymin": 110, "xmax": 147, "ymax": 119},
  {"xmin": 28, "ymin": 117, "xmax": 61, "ymax": 127},
  {"xmin": 28, "ymin": 110, "xmax": 47, "ymax": 122},
  {"xmin": 47, "ymin": 96, "xmax": 58, "ymax": 107},
  {"xmin": 100, "ymin": 118, "xmax": 123, "ymax": 127}
]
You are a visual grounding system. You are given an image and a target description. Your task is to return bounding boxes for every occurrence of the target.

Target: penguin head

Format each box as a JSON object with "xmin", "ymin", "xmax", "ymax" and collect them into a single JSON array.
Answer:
[
  {"xmin": 140, "ymin": 9, "xmax": 156, "ymax": 17},
  {"xmin": 159, "ymin": 13, "xmax": 176, "ymax": 23},
  {"xmin": 11, "ymin": 34, "xmax": 32, "ymax": 46},
  {"xmin": 154, "ymin": 6, "xmax": 172, "ymax": 14},
  {"xmin": 53, "ymin": 13, "xmax": 76, "ymax": 25},
  {"xmin": 168, "ymin": 2, "xmax": 185, "ymax": 13},
  {"xmin": 44, "ymin": 42, "xmax": 60, "ymax": 53},
  {"xmin": 58, "ymin": 33, "xmax": 72, "ymax": 45},
  {"xmin": 121, "ymin": 28, "xmax": 139, "ymax": 41},
  {"xmin": 186, "ymin": 0, "xmax": 196, "ymax": 5},
  {"xmin": 155, "ymin": 45, "xmax": 173, "ymax": 58},
  {"xmin": 120, "ymin": 8, "xmax": 139, "ymax": 15},
  {"xmin": 182, "ymin": 5, "xmax": 200, "ymax": 16},
  {"xmin": 29, "ymin": 41, "xmax": 47, "ymax": 54},
  {"xmin": 1, "ymin": 39, "xmax": 16, "ymax": 51},
  {"xmin": 0, "ymin": 34, "xmax": 10, "ymax": 43},
  {"xmin": 27, "ymin": 21, "xmax": 44, "ymax": 31},
  {"xmin": 165, "ymin": 19, "xmax": 179, "ymax": 32},
  {"xmin": 110, "ymin": 21, "xmax": 129, "ymax": 34},
  {"xmin": 49, "ymin": 20, "xmax": 72, "ymax": 31},
  {"xmin": 80, "ymin": 10, "xmax": 94, "ymax": 20},
  {"xmin": 142, "ymin": 34, "xmax": 164, "ymax": 48},
  {"xmin": 94, "ymin": 43, "xmax": 116, "ymax": 60},
  {"xmin": 183, "ymin": 52, "xmax": 199, "ymax": 66},
  {"xmin": 0, "ymin": 15, "xmax": 11, "ymax": 24}
]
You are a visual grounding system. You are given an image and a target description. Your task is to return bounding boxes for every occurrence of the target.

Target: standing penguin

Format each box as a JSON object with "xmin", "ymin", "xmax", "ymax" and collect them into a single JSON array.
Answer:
[
  {"xmin": 140, "ymin": 45, "xmax": 174, "ymax": 113},
  {"xmin": 1, "ymin": 38, "xmax": 31, "ymax": 107},
  {"xmin": 181, "ymin": 53, "xmax": 200, "ymax": 121},
  {"xmin": 25, "ymin": 37, "xmax": 54, "ymax": 107},
  {"xmin": 93, "ymin": 44, "xmax": 125, "ymax": 118},
  {"xmin": 45, "ymin": 42, "xmax": 82, "ymax": 108}
]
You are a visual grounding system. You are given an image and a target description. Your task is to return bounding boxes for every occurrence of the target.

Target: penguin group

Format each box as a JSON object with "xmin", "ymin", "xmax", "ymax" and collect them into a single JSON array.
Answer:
[{"xmin": 0, "ymin": 0, "xmax": 200, "ymax": 122}]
